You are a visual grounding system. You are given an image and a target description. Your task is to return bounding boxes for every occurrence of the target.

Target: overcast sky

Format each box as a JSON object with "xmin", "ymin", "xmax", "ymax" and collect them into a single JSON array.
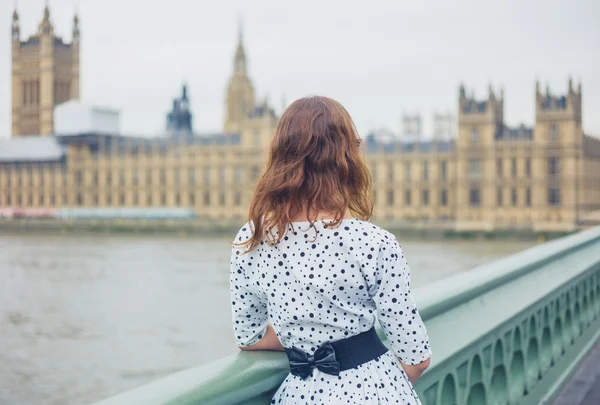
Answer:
[{"xmin": 1, "ymin": 0, "xmax": 599, "ymax": 138}]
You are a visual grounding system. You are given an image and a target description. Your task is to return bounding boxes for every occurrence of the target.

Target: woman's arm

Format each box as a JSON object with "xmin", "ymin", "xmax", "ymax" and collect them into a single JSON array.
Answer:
[
  {"xmin": 399, "ymin": 357, "xmax": 431, "ymax": 384},
  {"xmin": 239, "ymin": 323, "xmax": 285, "ymax": 352}
]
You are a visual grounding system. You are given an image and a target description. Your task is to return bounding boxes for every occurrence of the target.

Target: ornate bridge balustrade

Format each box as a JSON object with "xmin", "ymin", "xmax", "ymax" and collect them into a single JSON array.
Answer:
[{"xmin": 93, "ymin": 227, "xmax": 600, "ymax": 405}]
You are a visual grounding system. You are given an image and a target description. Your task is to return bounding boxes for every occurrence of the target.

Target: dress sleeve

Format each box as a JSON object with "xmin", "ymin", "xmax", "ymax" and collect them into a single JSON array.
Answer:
[
  {"xmin": 371, "ymin": 233, "xmax": 432, "ymax": 365},
  {"xmin": 229, "ymin": 231, "xmax": 269, "ymax": 347}
]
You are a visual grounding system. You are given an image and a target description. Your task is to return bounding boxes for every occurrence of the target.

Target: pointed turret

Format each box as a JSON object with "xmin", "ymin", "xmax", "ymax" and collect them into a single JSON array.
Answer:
[
  {"xmin": 39, "ymin": 3, "xmax": 53, "ymax": 36},
  {"xmin": 73, "ymin": 13, "xmax": 80, "ymax": 43},
  {"xmin": 224, "ymin": 20, "xmax": 256, "ymax": 132},
  {"xmin": 11, "ymin": 6, "xmax": 20, "ymax": 41},
  {"xmin": 234, "ymin": 21, "xmax": 247, "ymax": 74}
]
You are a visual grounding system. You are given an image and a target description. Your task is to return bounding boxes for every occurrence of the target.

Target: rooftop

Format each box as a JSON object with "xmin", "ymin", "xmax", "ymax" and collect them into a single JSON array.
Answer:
[{"xmin": 0, "ymin": 136, "xmax": 65, "ymax": 162}]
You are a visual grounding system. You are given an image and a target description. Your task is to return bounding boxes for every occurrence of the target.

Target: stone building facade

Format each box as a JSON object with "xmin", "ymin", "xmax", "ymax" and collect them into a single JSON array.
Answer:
[
  {"xmin": 11, "ymin": 6, "xmax": 80, "ymax": 137},
  {"xmin": 1, "ymin": 7, "xmax": 599, "ymax": 231}
]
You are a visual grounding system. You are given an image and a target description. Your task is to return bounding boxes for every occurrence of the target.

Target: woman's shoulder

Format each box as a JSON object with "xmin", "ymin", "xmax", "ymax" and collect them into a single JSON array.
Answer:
[
  {"xmin": 232, "ymin": 221, "xmax": 256, "ymax": 250},
  {"xmin": 351, "ymin": 218, "xmax": 396, "ymax": 239},
  {"xmin": 345, "ymin": 218, "xmax": 399, "ymax": 249}
]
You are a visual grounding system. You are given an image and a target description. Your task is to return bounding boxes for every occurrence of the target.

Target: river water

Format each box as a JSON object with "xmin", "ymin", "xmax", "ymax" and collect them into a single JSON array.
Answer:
[{"xmin": 0, "ymin": 233, "xmax": 534, "ymax": 405}]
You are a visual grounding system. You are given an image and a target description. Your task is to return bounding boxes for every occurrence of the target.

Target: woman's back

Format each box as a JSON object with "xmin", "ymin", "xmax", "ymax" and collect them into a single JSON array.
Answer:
[
  {"xmin": 229, "ymin": 95, "xmax": 430, "ymax": 404},
  {"xmin": 230, "ymin": 217, "xmax": 431, "ymax": 404}
]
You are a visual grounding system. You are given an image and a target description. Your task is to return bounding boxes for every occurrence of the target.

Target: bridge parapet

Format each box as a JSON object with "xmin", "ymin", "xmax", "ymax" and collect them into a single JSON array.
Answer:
[{"xmin": 93, "ymin": 227, "xmax": 600, "ymax": 405}]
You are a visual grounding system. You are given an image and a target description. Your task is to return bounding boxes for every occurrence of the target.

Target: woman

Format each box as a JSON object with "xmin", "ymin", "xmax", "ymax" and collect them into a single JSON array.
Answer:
[{"xmin": 230, "ymin": 96, "xmax": 432, "ymax": 404}]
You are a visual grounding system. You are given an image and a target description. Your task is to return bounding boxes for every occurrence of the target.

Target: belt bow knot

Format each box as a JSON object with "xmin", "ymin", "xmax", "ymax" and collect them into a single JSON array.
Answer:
[{"xmin": 285, "ymin": 342, "xmax": 341, "ymax": 379}]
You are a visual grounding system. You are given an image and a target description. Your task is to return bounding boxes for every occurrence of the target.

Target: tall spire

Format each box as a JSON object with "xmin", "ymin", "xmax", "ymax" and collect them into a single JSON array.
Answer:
[
  {"xmin": 12, "ymin": 2, "xmax": 20, "ymax": 41},
  {"xmin": 39, "ymin": 0, "xmax": 53, "ymax": 35},
  {"xmin": 234, "ymin": 19, "xmax": 247, "ymax": 74},
  {"xmin": 72, "ymin": 11, "xmax": 80, "ymax": 42}
]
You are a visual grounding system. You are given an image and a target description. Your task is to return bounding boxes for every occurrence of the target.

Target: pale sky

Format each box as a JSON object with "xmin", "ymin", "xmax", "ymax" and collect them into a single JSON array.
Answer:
[{"xmin": 1, "ymin": 0, "xmax": 599, "ymax": 138}]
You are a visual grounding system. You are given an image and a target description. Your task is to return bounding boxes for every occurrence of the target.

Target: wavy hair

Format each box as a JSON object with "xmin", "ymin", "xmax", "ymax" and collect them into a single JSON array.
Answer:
[{"xmin": 235, "ymin": 96, "xmax": 373, "ymax": 252}]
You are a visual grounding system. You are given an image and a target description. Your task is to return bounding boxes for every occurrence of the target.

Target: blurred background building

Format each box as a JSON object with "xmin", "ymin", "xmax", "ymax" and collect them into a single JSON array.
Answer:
[{"xmin": 1, "ymin": 5, "xmax": 599, "ymax": 230}]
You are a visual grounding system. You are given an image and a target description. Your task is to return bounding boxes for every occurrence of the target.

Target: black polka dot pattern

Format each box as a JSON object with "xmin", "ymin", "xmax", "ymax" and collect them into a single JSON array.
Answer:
[{"xmin": 230, "ymin": 217, "xmax": 432, "ymax": 404}]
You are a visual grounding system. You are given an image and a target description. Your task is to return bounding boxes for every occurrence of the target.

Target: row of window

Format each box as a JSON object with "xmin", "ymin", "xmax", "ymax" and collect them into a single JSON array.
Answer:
[
  {"xmin": 468, "ymin": 157, "xmax": 559, "ymax": 179},
  {"xmin": 374, "ymin": 189, "xmax": 448, "ymax": 207},
  {"xmin": 371, "ymin": 161, "xmax": 448, "ymax": 182},
  {"xmin": 0, "ymin": 187, "xmax": 563, "ymax": 209},
  {"xmin": 4, "ymin": 191, "xmax": 244, "ymax": 208},
  {"xmin": 470, "ymin": 124, "xmax": 559, "ymax": 143},
  {"xmin": 22, "ymin": 80, "xmax": 40, "ymax": 106},
  {"xmin": 0, "ymin": 166, "xmax": 262, "ymax": 188},
  {"xmin": 469, "ymin": 187, "xmax": 560, "ymax": 207}
]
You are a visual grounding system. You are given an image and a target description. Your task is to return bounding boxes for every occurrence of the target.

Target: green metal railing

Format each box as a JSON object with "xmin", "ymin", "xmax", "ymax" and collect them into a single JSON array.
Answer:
[{"xmin": 93, "ymin": 227, "xmax": 600, "ymax": 405}]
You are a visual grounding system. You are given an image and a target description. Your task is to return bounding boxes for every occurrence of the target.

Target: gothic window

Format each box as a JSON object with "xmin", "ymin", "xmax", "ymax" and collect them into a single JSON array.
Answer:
[
  {"xmin": 204, "ymin": 167, "xmax": 211, "ymax": 185},
  {"xmin": 511, "ymin": 188, "xmax": 517, "ymax": 206},
  {"xmin": 497, "ymin": 159, "xmax": 503, "ymax": 177},
  {"xmin": 511, "ymin": 158, "xmax": 517, "ymax": 178},
  {"xmin": 234, "ymin": 167, "xmax": 243, "ymax": 184},
  {"xmin": 525, "ymin": 158, "xmax": 531, "ymax": 177},
  {"xmin": 422, "ymin": 162, "xmax": 429, "ymax": 181},
  {"xmin": 189, "ymin": 168, "xmax": 196, "ymax": 185},
  {"xmin": 549, "ymin": 124, "xmax": 559, "ymax": 140},
  {"xmin": 404, "ymin": 190, "xmax": 411, "ymax": 206},
  {"xmin": 404, "ymin": 162, "xmax": 411, "ymax": 180},
  {"xmin": 497, "ymin": 187, "xmax": 503, "ymax": 206},
  {"xmin": 548, "ymin": 188, "xmax": 560, "ymax": 206},
  {"xmin": 469, "ymin": 188, "xmax": 481, "ymax": 207},
  {"xmin": 219, "ymin": 167, "xmax": 226, "ymax": 185},
  {"xmin": 440, "ymin": 161, "xmax": 447, "ymax": 181},
  {"xmin": 174, "ymin": 168, "xmax": 180, "ymax": 185},
  {"xmin": 525, "ymin": 188, "xmax": 531, "ymax": 207},
  {"xmin": 548, "ymin": 157, "xmax": 560, "ymax": 176},
  {"xmin": 468, "ymin": 159, "xmax": 481, "ymax": 179},
  {"xmin": 387, "ymin": 190, "xmax": 394, "ymax": 206},
  {"xmin": 422, "ymin": 189, "xmax": 429, "ymax": 206},
  {"xmin": 441, "ymin": 189, "xmax": 448, "ymax": 206},
  {"xmin": 251, "ymin": 166, "xmax": 260, "ymax": 181}
]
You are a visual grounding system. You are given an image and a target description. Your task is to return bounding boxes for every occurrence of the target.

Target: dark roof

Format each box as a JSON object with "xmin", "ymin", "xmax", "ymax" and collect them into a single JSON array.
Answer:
[
  {"xmin": 365, "ymin": 134, "xmax": 454, "ymax": 154},
  {"xmin": 462, "ymin": 100, "xmax": 487, "ymax": 114},
  {"xmin": 541, "ymin": 95, "xmax": 567, "ymax": 110},
  {"xmin": 21, "ymin": 37, "xmax": 39, "ymax": 47},
  {"xmin": 496, "ymin": 125, "xmax": 533, "ymax": 141},
  {"xmin": 248, "ymin": 105, "xmax": 277, "ymax": 119}
]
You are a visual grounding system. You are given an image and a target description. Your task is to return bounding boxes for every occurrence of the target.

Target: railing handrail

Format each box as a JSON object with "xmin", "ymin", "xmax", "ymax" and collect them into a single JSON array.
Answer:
[
  {"xmin": 417, "ymin": 226, "xmax": 600, "ymax": 320},
  {"xmin": 93, "ymin": 226, "xmax": 600, "ymax": 405}
]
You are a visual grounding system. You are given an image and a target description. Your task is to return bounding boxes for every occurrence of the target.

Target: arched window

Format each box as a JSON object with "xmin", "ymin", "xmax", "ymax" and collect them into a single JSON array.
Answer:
[{"xmin": 549, "ymin": 124, "xmax": 559, "ymax": 140}]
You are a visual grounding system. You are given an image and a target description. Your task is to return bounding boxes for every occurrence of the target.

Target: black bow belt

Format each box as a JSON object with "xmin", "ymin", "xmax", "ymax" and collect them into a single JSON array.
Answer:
[{"xmin": 284, "ymin": 327, "xmax": 388, "ymax": 379}]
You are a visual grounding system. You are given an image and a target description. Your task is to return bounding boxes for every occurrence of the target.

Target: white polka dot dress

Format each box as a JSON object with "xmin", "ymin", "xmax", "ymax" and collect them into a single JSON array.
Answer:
[{"xmin": 230, "ymin": 217, "xmax": 432, "ymax": 405}]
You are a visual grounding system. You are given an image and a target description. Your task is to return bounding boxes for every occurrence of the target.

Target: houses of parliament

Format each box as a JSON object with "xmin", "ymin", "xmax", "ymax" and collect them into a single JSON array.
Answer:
[{"xmin": 1, "ymin": 5, "xmax": 599, "ymax": 232}]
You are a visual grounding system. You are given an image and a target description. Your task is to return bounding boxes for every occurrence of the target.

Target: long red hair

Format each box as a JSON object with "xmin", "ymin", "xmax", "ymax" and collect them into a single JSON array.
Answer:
[{"xmin": 236, "ymin": 96, "xmax": 373, "ymax": 252}]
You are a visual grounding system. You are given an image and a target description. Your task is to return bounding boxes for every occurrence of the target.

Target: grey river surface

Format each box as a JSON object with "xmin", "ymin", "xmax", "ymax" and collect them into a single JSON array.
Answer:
[{"xmin": 0, "ymin": 233, "xmax": 535, "ymax": 405}]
